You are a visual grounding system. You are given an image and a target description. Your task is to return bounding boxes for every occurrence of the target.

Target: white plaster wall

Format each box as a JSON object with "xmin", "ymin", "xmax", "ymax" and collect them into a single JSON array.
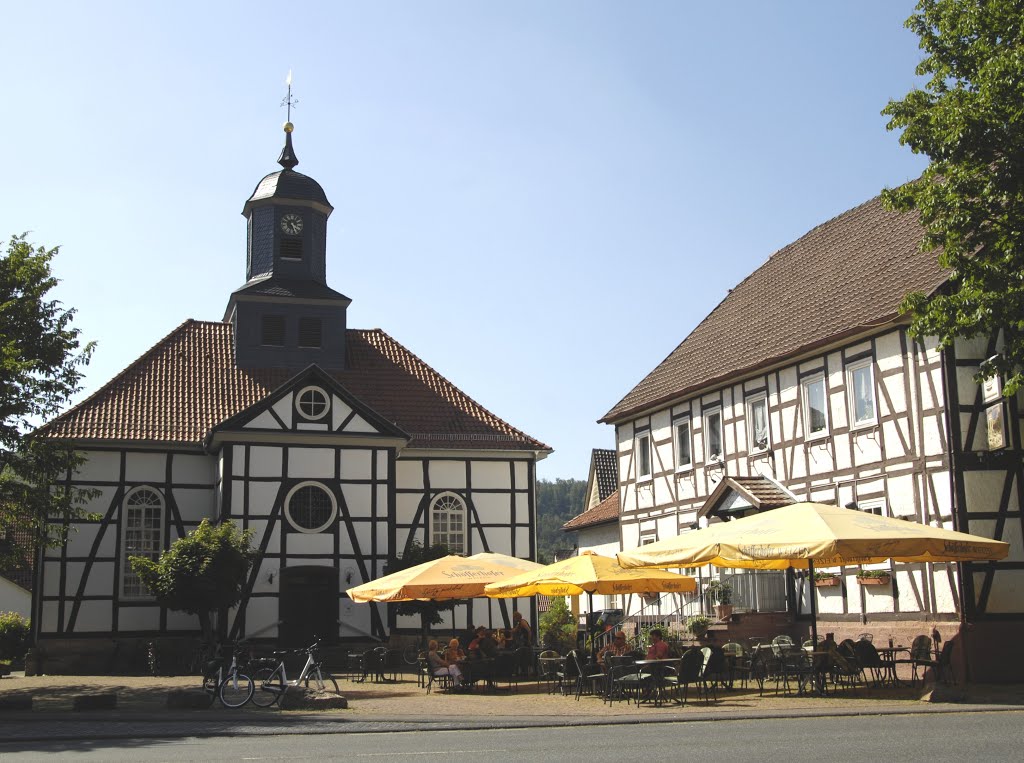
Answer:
[
  {"xmin": 0, "ymin": 577, "xmax": 30, "ymax": 618},
  {"xmin": 73, "ymin": 601, "xmax": 112, "ymax": 632},
  {"xmin": 118, "ymin": 607, "xmax": 160, "ymax": 631},
  {"xmin": 287, "ymin": 532, "xmax": 334, "ymax": 557},
  {"xmin": 74, "ymin": 451, "xmax": 120, "ymax": 481},
  {"xmin": 427, "ymin": 461, "xmax": 466, "ymax": 489},
  {"xmin": 288, "ymin": 448, "xmax": 335, "ymax": 478},
  {"xmin": 340, "ymin": 483, "xmax": 372, "ymax": 515},
  {"xmin": 172, "ymin": 488, "xmax": 216, "ymax": 522},
  {"xmin": 247, "ymin": 482, "xmax": 280, "ymax": 516},
  {"xmin": 395, "ymin": 459, "xmax": 423, "ymax": 490},
  {"xmin": 470, "ymin": 461, "xmax": 512, "ymax": 490},
  {"xmin": 472, "ymin": 493, "xmax": 511, "ymax": 525},
  {"xmin": 172, "ymin": 454, "xmax": 215, "ymax": 483},
  {"xmin": 982, "ymin": 568, "xmax": 1024, "ymax": 613},
  {"xmin": 249, "ymin": 447, "xmax": 283, "ymax": 477},
  {"xmin": 340, "ymin": 449, "xmax": 373, "ymax": 480}
]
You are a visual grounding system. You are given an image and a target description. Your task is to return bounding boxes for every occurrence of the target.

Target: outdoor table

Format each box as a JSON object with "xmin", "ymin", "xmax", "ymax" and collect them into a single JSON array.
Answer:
[
  {"xmin": 878, "ymin": 646, "xmax": 912, "ymax": 686},
  {"xmin": 634, "ymin": 659, "xmax": 679, "ymax": 707}
]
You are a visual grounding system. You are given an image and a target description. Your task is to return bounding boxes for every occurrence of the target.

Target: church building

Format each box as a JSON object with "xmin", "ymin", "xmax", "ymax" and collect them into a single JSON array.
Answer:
[{"xmin": 34, "ymin": 120, "xmax": 550, "ymax": 671}]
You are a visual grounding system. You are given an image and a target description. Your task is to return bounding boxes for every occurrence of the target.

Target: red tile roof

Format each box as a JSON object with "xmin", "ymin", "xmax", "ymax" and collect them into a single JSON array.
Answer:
[
  {"xmin": 601, "ymin": 197, "xmax": 946, "ymax": 422},
  {"xmin": 41, "ymin": 321, "xmax": 550, "ymax": 452},
  {"xmin": 562, "ymin": 490, "xmax": 619, "ymax": 531}
]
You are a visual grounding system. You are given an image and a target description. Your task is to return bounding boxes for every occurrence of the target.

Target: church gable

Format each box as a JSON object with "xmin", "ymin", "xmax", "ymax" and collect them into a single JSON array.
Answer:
[{"xmin": 215, "ymin": 365, "xmax": 408, "ymax": 441}]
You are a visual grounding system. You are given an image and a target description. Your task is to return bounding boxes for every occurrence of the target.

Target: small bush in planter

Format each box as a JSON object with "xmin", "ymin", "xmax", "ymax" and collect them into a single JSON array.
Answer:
[
  {"xmin": 705, "ymin": 580, "xmax": 733, "ymax": 605},
  {"xmin": 856, "ymin": 569, "xmax": 891, "ymax": 579},
  {"xmin": 686, "ymin": 615, "xmax": 712, "ymax": 637}
]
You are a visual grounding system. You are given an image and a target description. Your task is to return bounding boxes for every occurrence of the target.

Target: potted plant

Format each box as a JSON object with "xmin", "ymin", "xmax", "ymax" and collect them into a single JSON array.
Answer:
[
  {"xmin": 813, "ymin": 571, "xmax": 841, "ymax": 587},
  {"xmin": 706, "ymin": 579, "xmax": 734, "ymax": 620},
  {"xmin": 856, "ymin": 569, "xmax": 892, "ymax": 586},
  {"xmin": 686, "ymin": 615, "xmax": 712, "ymax": 639}
]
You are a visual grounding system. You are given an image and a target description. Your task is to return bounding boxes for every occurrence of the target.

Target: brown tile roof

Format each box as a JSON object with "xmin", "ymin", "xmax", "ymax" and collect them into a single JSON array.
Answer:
[
  {"xmin": 697, "ymin": 476, "xmax": 796, "ymax": 520},
  {"xmin": 601, "ymin": 197, "xmax": 947, "ymax": 423},
  {"xmin": 591, "ymin": 449, "xmax": 618, "ymax": 503},
  {"xmin": 41, "ymin": 320, "xmax": 550, "ymax": 452},
  {"xmin": 562, "ymin": 490, "xmax": 619, "ymax": 531}
]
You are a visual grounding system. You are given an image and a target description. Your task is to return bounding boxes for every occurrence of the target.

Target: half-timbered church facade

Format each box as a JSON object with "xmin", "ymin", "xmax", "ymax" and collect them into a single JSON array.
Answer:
[
  {"xmin": 600, "ymin": 196, "xmax": 1024, "ymax": 682},
  {"xmin": 34, "ymin": 124, "xmax": 549, "ymax": 670}
]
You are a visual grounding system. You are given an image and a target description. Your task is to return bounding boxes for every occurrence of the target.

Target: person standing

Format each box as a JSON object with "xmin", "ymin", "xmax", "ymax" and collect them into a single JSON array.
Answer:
[{"xmin": 511, "ymin": 611, "xmax": 532, "ymax": 647}]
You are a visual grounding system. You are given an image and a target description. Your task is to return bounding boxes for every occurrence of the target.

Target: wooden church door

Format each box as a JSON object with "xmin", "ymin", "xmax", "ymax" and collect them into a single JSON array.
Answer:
[{"xmin": 279, "ymin": 566, "xmax": 339, "ymax": 647}]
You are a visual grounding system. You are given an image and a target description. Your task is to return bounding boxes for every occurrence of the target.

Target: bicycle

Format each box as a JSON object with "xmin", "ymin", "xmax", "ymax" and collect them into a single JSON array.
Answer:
[
  {"xmin": 250, "ymin": 639, "xmax": 340, "ymax": 707},
  {"xmin": 201, "ymin": 642, "xmax": 255, "ymax": 708}
]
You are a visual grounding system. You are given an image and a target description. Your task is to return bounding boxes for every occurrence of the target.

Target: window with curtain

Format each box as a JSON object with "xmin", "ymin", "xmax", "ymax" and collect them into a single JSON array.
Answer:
[
  {"xmin": 847, "ymin": 360, "xmax": 877, "ymax": 427},
  {"xmin": 802, "ymin": 375, "xmax": 828, "ymax": 437},
  {"xmin": 705, "ymin": 408, "xmax": 723, "ymax": 461},
  {"xmin": 747, "ymin": 395, "xmax": 769, "ymax": 451}
]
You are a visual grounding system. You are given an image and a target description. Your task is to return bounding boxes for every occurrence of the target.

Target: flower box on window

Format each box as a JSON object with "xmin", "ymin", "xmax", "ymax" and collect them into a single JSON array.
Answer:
[
  {"xmin": 856, "ymin": 572, "xmax": 891, "ymax": 586},
  {"xmin": 814, "ymin": 575, "xmax": 840, "ymax": 587}
]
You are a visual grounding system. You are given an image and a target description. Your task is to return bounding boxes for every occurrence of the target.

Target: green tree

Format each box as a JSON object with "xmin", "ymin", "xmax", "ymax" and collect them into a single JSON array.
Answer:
[
  {"xmin": 536, "ymin": 478, "xmax": 586, "ymax": 563},
  {"xmin": 0, "ymin": 234, "xmax": 96, "ymax": 572},
  {"xmin": 537, "ymin": 596, "xmax": 577, "ymax": 654},
  {"xmin": 882, "ymin": 1, "xmax": 1024, "ymax": 394},
  {"xmin": 130, "ymin": 519, "xmax": 258, "ymax": 645},
  {"xmin": 390, "ymin": 539, "xmax": 459, "ymax": 645}
]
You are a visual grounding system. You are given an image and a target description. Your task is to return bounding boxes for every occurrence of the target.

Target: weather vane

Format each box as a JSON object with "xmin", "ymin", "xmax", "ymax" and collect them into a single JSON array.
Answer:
[{"xmin": 281, "ymin": 69, "xmax": 298, "ymax": 124}]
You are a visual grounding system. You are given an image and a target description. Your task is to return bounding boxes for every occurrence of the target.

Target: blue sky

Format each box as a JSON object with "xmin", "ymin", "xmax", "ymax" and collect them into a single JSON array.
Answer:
[{"xmin": 2, "ymin": 1, "xmax": 928, "ymax": 481}]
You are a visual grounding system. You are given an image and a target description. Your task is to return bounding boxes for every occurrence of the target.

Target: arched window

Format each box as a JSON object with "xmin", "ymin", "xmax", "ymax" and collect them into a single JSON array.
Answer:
[
  {"xmin": 430, "ymin": 492, "xmax": 466, "ymax": 555},
  {"xmin": 121, "ymin": 486, "xmax": 164, "ymax": 598},
  {"xmin": 285, "ymin": 481, "xmax": 337, "ymax": 533}
]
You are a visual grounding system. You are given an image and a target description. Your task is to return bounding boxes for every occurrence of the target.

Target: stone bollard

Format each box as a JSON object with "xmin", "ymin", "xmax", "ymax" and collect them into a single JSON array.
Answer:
[
  {"xmin": 167, "ymin": 689, "xmax": 214, "ymax": 710},
  {"xmin": 280, "ymin": 686, "xmax": 348, "ymax": 710}
]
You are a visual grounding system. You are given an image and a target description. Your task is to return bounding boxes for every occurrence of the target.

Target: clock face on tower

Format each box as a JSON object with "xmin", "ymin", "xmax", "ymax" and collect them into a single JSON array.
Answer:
[{"xmin": 280, "ymin": 213, "xmax": 304, "ymax": 236}]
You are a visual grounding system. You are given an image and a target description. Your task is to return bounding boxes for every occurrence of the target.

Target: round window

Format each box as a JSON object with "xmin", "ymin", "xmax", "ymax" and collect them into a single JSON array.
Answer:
[
  {"xmin": 296, "ymin": 386, "xmax": 329, "ymax": 420},
  {"xmin": 285, "ymin": 482, "xmax": 337, "ymax": 533}
]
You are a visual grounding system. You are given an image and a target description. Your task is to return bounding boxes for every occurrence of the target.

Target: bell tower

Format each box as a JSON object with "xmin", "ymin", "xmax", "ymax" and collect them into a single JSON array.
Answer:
[{"xmin": 224, "ymin": 77, "xmax": 351, "ymax": 371}]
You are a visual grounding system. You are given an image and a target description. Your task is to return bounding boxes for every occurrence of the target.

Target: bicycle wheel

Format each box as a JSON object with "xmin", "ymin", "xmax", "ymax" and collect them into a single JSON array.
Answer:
[
  {"xmin": 402, "ymin": 644, "xmax": 420, "ymax": 665},
  {"xmin": 218, "ymin": 671, "xmax": 255, "ymax": 708},
  {"xmin": 251, "ymin": 665, "xmax": 285, "ymax": 707},
  {"xmin": 303, "ymin": 668, "xmax": 340, "ymax": 694}
]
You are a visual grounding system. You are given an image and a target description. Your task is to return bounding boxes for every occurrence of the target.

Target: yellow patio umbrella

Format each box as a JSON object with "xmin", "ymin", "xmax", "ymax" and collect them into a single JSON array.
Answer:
[
  {"xmin": 482, "ymin": 550, "xmax": 698, "ymax": 598},
  {"xmin": 346, "ymin": 553, "xmax": 544, "ymax": 603},
  {"xmin": 615, "ymin": 502, "xmax": 1009, "ymax": 570},
  {"xmin": 615, "ymin": 501, "xmax": 1009, "ymax": 642}
]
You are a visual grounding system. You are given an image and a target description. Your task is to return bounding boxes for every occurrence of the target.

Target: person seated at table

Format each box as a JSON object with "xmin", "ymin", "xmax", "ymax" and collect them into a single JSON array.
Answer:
[
  {"xmin": 511, "ymin": 611, "xmax": 532, "ymax": 648},
  {"xmin": 597, "ymin": 631, "xmax": 631, "ymax": 668},
  {"xmin": 426, "ymin": 639, "xmax": 464, "ymax": 687},
  {"xmin": 477, "ymin": 628, "xmax": 499, "ymax": 658},
  {"xmin": 646, "ymin": 628, "xmax": 671, "ymax": 660},
  {"xmin": 459, "ymin": 624, "xmax": 477, "ymax": 651},
  {"xmin": 445, "ymin": 638, "xmax": 466, "ymax": 662}
]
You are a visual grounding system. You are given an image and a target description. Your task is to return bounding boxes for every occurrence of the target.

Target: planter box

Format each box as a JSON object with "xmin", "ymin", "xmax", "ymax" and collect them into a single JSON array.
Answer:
[
  {"xmin": 856, "ymin": 575, "xmax": 891, "ymax": 586},
  {"xmin": 814, "ymin": 577, "xmax": 840, "ymax": 587}
]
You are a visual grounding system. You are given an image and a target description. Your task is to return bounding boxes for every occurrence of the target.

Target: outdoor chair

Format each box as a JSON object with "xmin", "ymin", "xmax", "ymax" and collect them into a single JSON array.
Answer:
[
  {"xmin": 774, "ymin": 646, "xmax": 814, "ymax": 695},
  {"xmin": 722, "ymin": 641, "xmax": 750, "ymax": 689},
  {"xmin": 513, "ymin": 646, "xmax": 533, "ymax": 678},
  {"xmin": 700, "ymin": 646, "xmax": 727, "ymax": 702},
  {"xmin": 828, "ymin": 643, "xmax": 862, "ymax": 692},
  {"xmin": 852, "ymin": 638, "xmax": 895, "ymax": 687},
  {"xmin": 856, "ymin": 633, "xmax": 874, "ymax": 643},
  {"xmin": 537, "ymin": 653, "xmax": 565, "ymax": 694},
  {"xmin": 664, "ymin": 648, "xmax": 706, "ymax": 705},
  {"xmin": 604, "ymin": 655, "xmax": 642, "ymax": 705},
  {"xmin": 908, "ymin": 635, "xmax": 954, "ymax": 685},
  {"xmin": 490, "ymin": 652, "xmax": 519, "ymax": 692},
  {"xmin": 570, "ymin": 650, "xmax": 605, "ymax": 700},
  {"xmin": 908, "ymin": 635, "xmax": 933, "ymax": 685}
]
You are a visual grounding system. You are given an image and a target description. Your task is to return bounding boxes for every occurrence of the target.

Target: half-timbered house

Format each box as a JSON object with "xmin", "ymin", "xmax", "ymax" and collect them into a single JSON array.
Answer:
[
  {"xmin": 600, "ymin": 196, "xmax": 1024, "ymax": 681},
  {"xmin": 33, "ymin": 124, "xmax": 550, "ymax": 671}
]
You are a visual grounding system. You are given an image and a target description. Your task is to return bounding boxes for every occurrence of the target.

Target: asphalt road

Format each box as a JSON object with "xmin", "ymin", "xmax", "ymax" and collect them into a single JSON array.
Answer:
[{"xmin": 1, "ymin": 710, "xmax": 1020, "ymax": 761}]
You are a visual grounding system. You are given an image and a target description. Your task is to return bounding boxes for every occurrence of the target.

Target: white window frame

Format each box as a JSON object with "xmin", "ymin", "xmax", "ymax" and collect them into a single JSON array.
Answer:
[
  {"xmin": 121, "ymin": 486, "xmax": 164, "ymax": 600},
  {"xmin": 674, "ymin": 417, "xmax": 693, "ymax": 472},
  {"xmin": 295, "ymin": 386, "xmax": 330, "ymax": 421},
  {"xmin": 855, "ymin": 497, "xmax": 886, "ymax": 517},
  {"xmin": 801, "ymin": 374, "xmax": 830, "ymax": 440},
  {"xmin": 284, "ymin": 481, "xmax": 338, "ymax": 534},
  {"xmin": 639, "ymin": 529, "xmax": 657, "ymax": 546},
  {"xmin": 746, "ymin": 394, "xmax": 770, "ymax": 452},
  {"xmin": 636, "ymin": 432, "xmax": 652, "ymax": 482},
  {"xmin": 846, "ymin": 359, "xmax": 877, "ymax": 429},
  {"xmin": 430, "ymin": 492, "xmax": 467, "ymax": 555},
  {"xmin": 705, "ymin": 407, "xmax": 724, "ymax": 462}
]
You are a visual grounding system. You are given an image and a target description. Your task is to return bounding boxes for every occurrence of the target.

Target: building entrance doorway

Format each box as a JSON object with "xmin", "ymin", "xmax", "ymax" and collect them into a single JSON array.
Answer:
[{"xmin": 279, "ymin": 565, "xmax": 338, "ymax": 647}]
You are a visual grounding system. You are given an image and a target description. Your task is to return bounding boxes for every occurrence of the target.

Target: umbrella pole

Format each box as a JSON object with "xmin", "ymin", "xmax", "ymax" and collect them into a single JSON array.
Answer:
[
  {"xmin": 587, "ymin": 591, "xmax": 595, "ymax": 660},
  {"xmin": 808, "ymin": 560, "xmax": 819, "ymax": 645}
]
